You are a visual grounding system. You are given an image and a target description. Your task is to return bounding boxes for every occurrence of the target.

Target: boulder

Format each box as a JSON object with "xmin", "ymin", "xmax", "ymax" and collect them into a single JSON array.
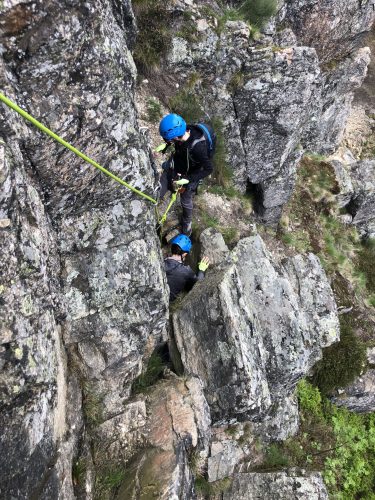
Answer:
[
  {"xmin": 173, "ymin": 234, "xmax": 339, "ymax": 428},
  {"xmin": 331, "ymin": 155, "xmax": 375, "ymax": 237},
  {"xmin": 223, "ymin": 470, "xmax": 328, "ymax": 500}
]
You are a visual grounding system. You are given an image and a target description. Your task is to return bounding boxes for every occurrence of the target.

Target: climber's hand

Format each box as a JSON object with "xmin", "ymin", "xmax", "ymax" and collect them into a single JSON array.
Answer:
[{"xmin": 198, "ymin": 257, "xmax": 210, "ymax": 272}]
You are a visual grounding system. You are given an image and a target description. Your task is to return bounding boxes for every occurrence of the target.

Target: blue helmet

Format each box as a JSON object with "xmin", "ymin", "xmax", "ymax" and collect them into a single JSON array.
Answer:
[
  {"xmin": 170, "ymin": 234, "xmax": 192, "ymax": 253},
  {"xmin": 159, "ymin": 114, "xmax": 187, "ymax": 141}
]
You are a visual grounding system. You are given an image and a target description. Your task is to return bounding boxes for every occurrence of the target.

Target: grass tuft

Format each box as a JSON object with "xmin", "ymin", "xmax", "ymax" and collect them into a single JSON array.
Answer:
[
  {"xmin": 82, "ymin": 383, "xmax": 104, "ymax": 428},
  {"xmin": 132, "ymin": 351, "xmax": 165, "ymax": 393},
  {"xmin": 239, "ymin": 0, "xmax": 277, "ymax": 28},
  {"xmin": 133, "ymin": 0, "xmax": 172, "ymax": 75}
]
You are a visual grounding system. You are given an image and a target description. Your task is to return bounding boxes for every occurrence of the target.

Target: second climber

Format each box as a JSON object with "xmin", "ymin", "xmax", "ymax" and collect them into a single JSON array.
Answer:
[{"xmin": 157, "ymin": 113, "xmax": 215, "ymax": 236}]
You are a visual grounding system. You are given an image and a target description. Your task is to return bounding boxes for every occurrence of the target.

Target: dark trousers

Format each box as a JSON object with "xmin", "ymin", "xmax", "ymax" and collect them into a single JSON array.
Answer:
[{"xmin": 159, "ymin": 169, "xmax": 197, "ymax": 227}]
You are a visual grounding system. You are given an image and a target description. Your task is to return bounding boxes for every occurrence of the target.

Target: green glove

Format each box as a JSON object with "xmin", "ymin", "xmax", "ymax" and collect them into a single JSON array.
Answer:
[
  {"xmin": 155, "ymin": 143, "xmax": 168, "ymax": 153},
  {"xmin": 198, "ymin": 260, "xmax": 209, "ymax": 272}
]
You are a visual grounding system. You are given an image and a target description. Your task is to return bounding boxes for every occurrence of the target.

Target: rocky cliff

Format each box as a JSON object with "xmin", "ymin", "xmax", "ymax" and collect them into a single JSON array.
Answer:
[{"xmin": 0, "ymin": 0, "xmax": 374, "ymax": 499}]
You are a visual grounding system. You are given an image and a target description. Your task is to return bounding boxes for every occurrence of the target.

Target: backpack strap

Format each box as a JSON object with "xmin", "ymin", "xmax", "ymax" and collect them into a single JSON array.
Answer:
[{"xmin": 196, "ymin": 123, "xmax": 213, "ymax": 151}]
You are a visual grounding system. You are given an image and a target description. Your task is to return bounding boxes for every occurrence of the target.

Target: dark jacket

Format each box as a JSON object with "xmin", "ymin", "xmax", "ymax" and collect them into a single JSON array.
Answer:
[
  {"xmin": 173, "ymin": 125, "xmax": 214, "ymax": 184},
  {"xmin": 164, "ymin": 257, "xmax": 205, "ymax": 301}
]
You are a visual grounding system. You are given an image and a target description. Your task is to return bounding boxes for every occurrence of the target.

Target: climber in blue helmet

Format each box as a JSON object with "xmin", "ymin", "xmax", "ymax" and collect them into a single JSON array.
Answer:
[
  {"xmin": 158, "ymin": 113, "xmax": 215, "ymax": 236},
  {"xmin": 164, "ymin": 233, "xmax": 210, "ymax": 302}
]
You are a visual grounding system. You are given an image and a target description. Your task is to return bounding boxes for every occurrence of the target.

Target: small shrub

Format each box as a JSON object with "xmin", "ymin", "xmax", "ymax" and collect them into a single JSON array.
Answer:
[
  {"xmin": 259, "ymin": 444, "xmax": 289, "ymax": 470},
  {"xmin": 323, "ymin": 408, "xmax": 375, "ymax": 498},
  {"xmin": 310, "ymin": 314, "xmax": 366, "ymax": 395},
  {"xmin": 356, "ymin": 238, "xmax": 375, "ymax": 296},
  {"xmin": 216, "ymin": 8, "xmax": 243, "ymax": 33},
  {"xmin": 211, "ymin": 117, "xmax": 232, "ymax": 188},
  {"xmin": 239, "ymin": 0, "xmax": 277, "ymax": 28},
  {"xmin": 297, "ymin": 379, "xmax": 323, "ymax": 420},
  {"xmin": 221, "ymin": 226, "xmax": 238, "ymax": 245},
  {"xmin": 227, "ymin": 71, "xmax": 245, "ymax": 93},
  {"xmin": 168, "ymin": 88, "xmax": 204, "ymax": 124},
  {"xmin": 175, "ymin": 11, "xmax": 200, "ymax": 42},
  {"xmin": 72, "ymin": 458, "xmax": 87, "ymax": 486},
  {"xmin": 195, "ymin": 477, "xmax": 232, "ymax": 496}
]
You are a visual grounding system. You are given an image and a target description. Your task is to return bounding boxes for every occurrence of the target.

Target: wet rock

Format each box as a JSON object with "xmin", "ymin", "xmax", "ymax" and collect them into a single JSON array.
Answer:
[
  {"xmin": 223, "ymin": 470, "xmax": 328, "ymax": 500},
  {"xmin": 173, "ymin": 234, "xmax": 339, "ymax": 428}
]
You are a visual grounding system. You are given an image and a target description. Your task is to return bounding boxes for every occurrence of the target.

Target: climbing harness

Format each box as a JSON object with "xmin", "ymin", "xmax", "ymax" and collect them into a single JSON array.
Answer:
[
  {"xmin": 156, "ymin": 177, "xmax": 189, "ymax": 229},
  {"xmin": 0, "ymin": 92, "xmax": 157, "ymax": 204}
]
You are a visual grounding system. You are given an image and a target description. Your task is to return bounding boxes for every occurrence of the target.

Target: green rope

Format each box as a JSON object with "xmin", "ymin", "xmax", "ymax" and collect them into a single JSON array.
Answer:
[{"xmin": 0, "ymin": 92, "xmax": 157, "ymax": 204}]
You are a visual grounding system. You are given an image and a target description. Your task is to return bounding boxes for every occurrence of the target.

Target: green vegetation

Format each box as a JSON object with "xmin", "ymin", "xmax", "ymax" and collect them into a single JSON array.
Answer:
[
  {"xmin": 72, "ymin": 458, "xmax": 87, "ymax": 487},
  {"xmin": 279, "ymin": 153, "xmax": 373, "ymax": 394},
  {"xmin": 94, "ymin": 464, "xmax": 125, "ymax": 500},
  {"xmin": 227, "ymin": 70, "xmax": 245, "ymax": 93},
  {"xmin": 256, "ymin": 381, "xmax": 375, "ymax": 498},
  {"xmin": 132, "ymin": 0, "xmax": 172, "ymax": 74},
  {"xmin": 310, "ymin": 315, "xmax": 366, "ymax": 395},
  {"xmin": 239, "ymin": 0, "xmax": 278, "ymax": 28},
  {"xmin": 82, "ymin": 383, "xmax": 104, "ymax": 427},
  {"xmin": 175, "ymin": 10, "xmax": 201, "ymax": 43},
  {"xmin": 260, "ymin": 443, "xmax": 289, "ymax": 470},
  {"xmin": 211, "ymin": 117, "xmax": 233, "ymax": 189},
  {"xmin": 146, "ymin": 98, "xmax": 162, "ymax": 123},
  {"xmin": 216, "ymin": 8, "xmax": 244, "ymax": 33},
  {"xmin": 195, "ymin": 476, "xmax": 232, "ymax": 496},
  {"xmin": 214, "ymin": 0, "xmax": 276, "ymax": 34},
  {"xmin": 169, "ymin": 87, "xmax": 204, "ymax": 124},
  {"xmin": 132, "ymin": 351, "xmax": 165, "ymax": 393},
  {"xmin": 356, "ymin": 238, "xmax": 375, "ymax": 306}
]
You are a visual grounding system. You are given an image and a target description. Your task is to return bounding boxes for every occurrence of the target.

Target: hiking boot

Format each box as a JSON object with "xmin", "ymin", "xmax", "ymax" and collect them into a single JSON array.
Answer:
[{"xmin": 182, "ymin": 221, "xmax": 192, "ymax": 237}]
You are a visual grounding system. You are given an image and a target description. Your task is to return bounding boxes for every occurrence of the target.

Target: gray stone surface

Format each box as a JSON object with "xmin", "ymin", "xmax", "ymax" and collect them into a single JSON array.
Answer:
[
  {"xmin": 0, "ymin": 1, "xmax": 168, "ymax": 497},
  {"xmin": 331, "ymin": 155, "xmax": 375, "ymax": 236},
  {"xmin": 223, "ymin": 471, "xmax": 329, "ymax": 500},
  {"xmin": 331, "ymin": 369, "xmax": 375, "ymax": 413},
  {"xmin": 117, "ymin": 377, "xmax": 210, "ymax": 500},
  {"xmin": 173, "ymin": 234, "xmax": 339, "ymax": 427},
  {"xmin": 163, "ymin": 2, "xmax": 373, "ymax": 223},
  {"xmin": 279, "ymin": 0, "xmax": 375, "ymax": 65}
]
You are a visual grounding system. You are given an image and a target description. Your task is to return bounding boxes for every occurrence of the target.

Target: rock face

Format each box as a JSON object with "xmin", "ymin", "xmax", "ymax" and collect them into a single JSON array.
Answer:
[
  {"xmin": 331, "ymin": 369, "xmax": 375, "ymax": 413},
  {"xmin": 223, "ymin": 471, "xmax": 329, "ymax": 500},
  {"xmin": 0, "ymin": 85, "xmax": 82, "ymax": 498},
  {"xmin": 173, "ymin": 233, "xmax": 339, "ymax": 427},
  {"xmin": 332, "ymin": 154, "xmax": 375, "ymax": 237},
  {"xmin": 0, "ymin": 1, "xmax": 168, "ymax": 498},
  {"xmin": 279, "ymin": 0, "xmax": 375, "ymax": 64},
  {"xmin": 117, "ymin": 377, "xmax": 210, "ymax": 500},
  {"xmin": 1, "ymin": 0, "xmax": 373, "ymax": 497},
  {"xmin": 163, "ymin": 1, "xmax": 374, "ymax": 224}
]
